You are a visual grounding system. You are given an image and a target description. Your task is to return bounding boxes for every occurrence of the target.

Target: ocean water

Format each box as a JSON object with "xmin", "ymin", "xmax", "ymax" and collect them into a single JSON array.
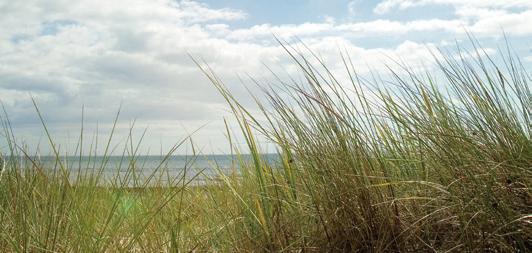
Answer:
[{"xmin": 12, "ymin": 154, "xmax": 280, "ymax": 186}]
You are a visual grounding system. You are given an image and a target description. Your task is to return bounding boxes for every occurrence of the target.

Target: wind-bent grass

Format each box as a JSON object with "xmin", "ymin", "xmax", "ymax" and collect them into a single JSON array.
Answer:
[
  {"xmin": 193, "ymin": 40, "xmax": 531, "ymax": 252},
  {"xmin": 0, "ymin": 39, "xmax": 530, "ymax": 252}
]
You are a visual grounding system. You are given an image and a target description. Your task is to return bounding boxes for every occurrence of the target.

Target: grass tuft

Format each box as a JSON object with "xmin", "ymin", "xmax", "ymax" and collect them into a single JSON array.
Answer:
[{"xmin": 0, "ymin": 39, "xmax": 530, "ymax": 252}]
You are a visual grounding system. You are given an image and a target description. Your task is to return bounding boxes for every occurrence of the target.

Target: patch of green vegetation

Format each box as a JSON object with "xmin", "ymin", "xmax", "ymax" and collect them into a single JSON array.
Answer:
[{"xmin": 0, "ymin": 39, "xmax": 530, "ymax": 252}]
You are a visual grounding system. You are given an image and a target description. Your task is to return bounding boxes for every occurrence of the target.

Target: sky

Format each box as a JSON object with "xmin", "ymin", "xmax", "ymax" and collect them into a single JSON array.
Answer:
[{"xmin": 1, "ymin": 0, "xmax": 531, "ymax": 155}]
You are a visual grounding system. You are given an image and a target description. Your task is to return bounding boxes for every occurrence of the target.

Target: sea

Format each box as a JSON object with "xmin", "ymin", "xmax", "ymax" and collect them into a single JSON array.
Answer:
[{"xmin": 8, "ymin": 154, "xmax": 280, "ymax": 187}]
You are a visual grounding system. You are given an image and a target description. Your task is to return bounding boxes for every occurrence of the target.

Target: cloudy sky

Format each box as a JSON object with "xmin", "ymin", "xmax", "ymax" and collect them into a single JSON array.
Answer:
[{"xmin": 1, "ymin": 0, "xmax": 531, "ymax": 155}]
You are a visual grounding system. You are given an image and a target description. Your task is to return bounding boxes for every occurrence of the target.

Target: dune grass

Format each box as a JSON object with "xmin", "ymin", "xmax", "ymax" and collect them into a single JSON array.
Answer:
[{"xmin": 0, "ymin": 40, "xmax": 530, "ymax": 252}]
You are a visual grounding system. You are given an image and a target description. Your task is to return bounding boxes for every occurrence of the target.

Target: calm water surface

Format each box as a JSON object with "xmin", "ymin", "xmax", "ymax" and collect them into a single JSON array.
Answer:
[{"xmin": 11, "ymin": 154, "xmax": 280, "ymax": 186}]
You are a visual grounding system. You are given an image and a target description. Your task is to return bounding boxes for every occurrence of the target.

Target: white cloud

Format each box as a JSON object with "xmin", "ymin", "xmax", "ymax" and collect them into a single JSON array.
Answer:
[
  {"xmin": 227, "ymin": 23, "xmax": 335, "ymax": 40},
  {"xmin": 348, "ymin": 1, "xmax": 358, "ymax": 16},
  {"xmin": 0, "ymin": 0, "xmax": 525, "ymax": 154},
  {"xmin": 224, "ymin": 18, "xmax": 466, "ymax": 41},
  {"xmin": 467, "ymin": 10, "xmax": 532, "ymax": 36},
  {"xmin": 336, "ymin": 18, "xmax": 464, "ymax": 35},
  {"xmin": 373, "ymin": 0, "xmax": 532, "ymax": 37},
  {"xmin": 0, "ymin": 0, "xmax": 255, "ymax": 154},
  {"xmin": 374, "ymin": 0, "xmax": 532, "ymax": 14}
]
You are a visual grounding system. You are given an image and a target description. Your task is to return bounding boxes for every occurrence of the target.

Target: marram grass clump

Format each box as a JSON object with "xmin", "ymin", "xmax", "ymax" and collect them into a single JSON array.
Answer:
[{"xmin": 1, "ymin": 40, "xmax": 531, "ymax": 252}]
